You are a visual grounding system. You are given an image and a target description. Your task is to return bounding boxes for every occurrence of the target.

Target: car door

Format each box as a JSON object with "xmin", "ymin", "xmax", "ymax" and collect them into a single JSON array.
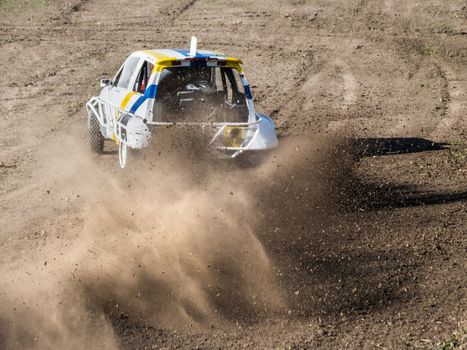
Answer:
[{"xmin": 126, "ymin": 59, "xmax": 155, "ymax": 119}]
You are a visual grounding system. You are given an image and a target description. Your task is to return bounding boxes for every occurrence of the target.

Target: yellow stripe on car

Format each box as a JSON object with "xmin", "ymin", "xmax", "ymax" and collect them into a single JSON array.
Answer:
[
  {"xmin": 120, "ymin": 91, "xmax": 138, "ymax": 110},
  {"xmin": 111, "ymin": 132, "xmax": 119, "ymax": 145},
  {"xmin": 144, "ymin": 50, "xmax": 168, "ymax": 61}
]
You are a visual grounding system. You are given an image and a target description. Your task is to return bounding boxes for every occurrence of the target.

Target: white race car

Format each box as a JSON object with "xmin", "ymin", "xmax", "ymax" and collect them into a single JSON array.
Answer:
[{"xmin": 86, "ymin": 37, "xmax": 278, "ymax": 168}]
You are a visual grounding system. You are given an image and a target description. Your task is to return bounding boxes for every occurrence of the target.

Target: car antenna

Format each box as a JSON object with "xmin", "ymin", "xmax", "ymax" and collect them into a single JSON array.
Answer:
[{"xmin": 190, "ymin": 36, "xmax": 197, "ymax": 57}]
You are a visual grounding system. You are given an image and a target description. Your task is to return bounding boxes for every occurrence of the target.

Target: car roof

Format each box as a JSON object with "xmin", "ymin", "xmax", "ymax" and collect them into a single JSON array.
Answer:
[{"xmin": 131, "ymin": 49, "xmax": 242, "ymax": 65}]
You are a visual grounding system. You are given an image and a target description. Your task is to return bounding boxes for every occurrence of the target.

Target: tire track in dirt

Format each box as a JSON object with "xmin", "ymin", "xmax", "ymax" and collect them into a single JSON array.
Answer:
[
  {"xmin": 326, "ymin": 36, "xmax": 459, "ymax": 138},
  {"xmin": 431, "ymin": 63, "xmax": 466, "ymax": 139},
  {"xmin": 272, "ymin": 51, "xmax": 363, "ymax": 134},
  {"xmin": 160, "ymin": 0, "xmax": 198, "ymax": 19},
  {"xmin": 338, "ymin": 59, "xmax": 359, "ymax": 107},
  {"xmin": 324, "ymin": 58, "xmax": 360, "ymax": 133},
  {"xmin": 382, "ymin": 0, "xmax": 417, "ymax": 16},
  {"xmin": 273, "ymin": 40, "xmax": 361, "ymax": 134}
]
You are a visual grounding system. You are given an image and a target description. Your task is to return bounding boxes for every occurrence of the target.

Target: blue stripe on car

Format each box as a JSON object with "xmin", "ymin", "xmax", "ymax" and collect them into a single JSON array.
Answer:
[
  {"xmin": 173, "ymin": 49, "xmax": 212, "ymax": 59},
  {"xmin": 243, "ymin": 85, "xmax": 252, "ymax": 100},
  {"xmin": 129, "ymin": 84, "xmax": 158, "ymax": 114}
]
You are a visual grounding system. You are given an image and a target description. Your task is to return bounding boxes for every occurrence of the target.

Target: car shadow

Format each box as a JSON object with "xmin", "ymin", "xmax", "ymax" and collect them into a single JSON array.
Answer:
[
  {"xmin": 342, "ymin": 137, "xmax": 465, "ymax": 211},
  {"xmin": 355, "ymin": 185, "xmax": 467, "ymax": 210},
  {"xmin": 351, "ymin": 137, "xmax": 448, "ymax": 157}
]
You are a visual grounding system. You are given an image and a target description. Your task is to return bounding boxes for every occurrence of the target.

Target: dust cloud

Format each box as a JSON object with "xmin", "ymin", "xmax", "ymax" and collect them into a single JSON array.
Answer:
[{"xmin": 0, "ymin": 128, "xmax": 355, "ymax": 349}]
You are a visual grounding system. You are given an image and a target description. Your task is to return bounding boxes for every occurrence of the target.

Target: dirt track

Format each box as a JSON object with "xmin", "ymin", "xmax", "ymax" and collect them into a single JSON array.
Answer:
[{"xmin": 0, "ymin": 0, "xmax": 466, "ymax": 349}]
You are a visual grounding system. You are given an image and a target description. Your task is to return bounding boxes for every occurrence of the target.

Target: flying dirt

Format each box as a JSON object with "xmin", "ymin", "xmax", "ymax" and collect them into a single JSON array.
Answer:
[
  {"xmin": 0, "ymin": 0, "xmax": 466, "ymax": 349},
  {"xmin": 0, "ymin": 130, "xmax": 285, "ymax": 349},
  {"xmin": 0, "ymin": 130, "xmax": 349, "ymax": 349}
]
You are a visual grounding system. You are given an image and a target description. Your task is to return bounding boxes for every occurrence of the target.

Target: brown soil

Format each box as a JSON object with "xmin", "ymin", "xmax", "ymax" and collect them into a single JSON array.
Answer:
[{"xmin": 0, "ymin": 0, "xmax": 465, "ymax": 349}]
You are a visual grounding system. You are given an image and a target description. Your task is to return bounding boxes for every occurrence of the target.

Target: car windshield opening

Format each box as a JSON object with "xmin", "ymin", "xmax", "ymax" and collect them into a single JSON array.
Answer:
[{"xmin": 153, "ymin": 66, "xmax": 249, "ymax": 123}]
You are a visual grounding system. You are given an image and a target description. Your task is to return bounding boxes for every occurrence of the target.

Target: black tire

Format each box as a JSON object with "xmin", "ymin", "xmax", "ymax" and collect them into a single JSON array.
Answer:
[{"xmin": 89, "ymin": 115, "xmax": 104, "ymax": 154}]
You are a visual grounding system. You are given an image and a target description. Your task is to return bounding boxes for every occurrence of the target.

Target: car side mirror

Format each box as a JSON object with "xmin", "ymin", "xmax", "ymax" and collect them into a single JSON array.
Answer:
[{"xmin": 100, "ymin": 79, "xmax": 112, "ymax": 88}]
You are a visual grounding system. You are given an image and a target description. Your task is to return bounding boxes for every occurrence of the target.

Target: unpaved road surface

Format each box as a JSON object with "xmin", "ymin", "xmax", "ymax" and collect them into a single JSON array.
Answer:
[{"xmin": 0, "ymin": 0, "xmax": 466, "ymax": 349}]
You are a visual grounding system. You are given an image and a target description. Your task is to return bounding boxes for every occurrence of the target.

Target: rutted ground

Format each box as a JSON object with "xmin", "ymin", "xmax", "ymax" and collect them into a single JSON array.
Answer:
[{"xmin": 0, "ymin": 0, "xmax": 465, "ymax": 349}]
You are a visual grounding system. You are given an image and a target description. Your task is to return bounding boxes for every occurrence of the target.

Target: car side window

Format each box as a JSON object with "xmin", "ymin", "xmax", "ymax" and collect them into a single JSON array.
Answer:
[
  {"xmin": 116, "ymin": 57, "xmax": 140, "ymax": 89},
  {"xmin": 133, "ymin": 61, "xmax": 154, "ymax": 94},
  {"xmin": 112, "ymin": 67, "xmax": 123, "ymax": 86}
]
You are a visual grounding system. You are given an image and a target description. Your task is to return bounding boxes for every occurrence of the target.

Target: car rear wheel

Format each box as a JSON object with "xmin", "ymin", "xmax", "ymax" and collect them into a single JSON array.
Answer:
[{"xmin": 89, "ymin": 115, "xmax": 104, "ymax": 154}]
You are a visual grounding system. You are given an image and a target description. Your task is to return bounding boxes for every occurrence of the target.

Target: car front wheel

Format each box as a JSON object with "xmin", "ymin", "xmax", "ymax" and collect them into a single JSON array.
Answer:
[{"xmin": 89, "ymin": 115, "xmax": 104, "ymax": 154}]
